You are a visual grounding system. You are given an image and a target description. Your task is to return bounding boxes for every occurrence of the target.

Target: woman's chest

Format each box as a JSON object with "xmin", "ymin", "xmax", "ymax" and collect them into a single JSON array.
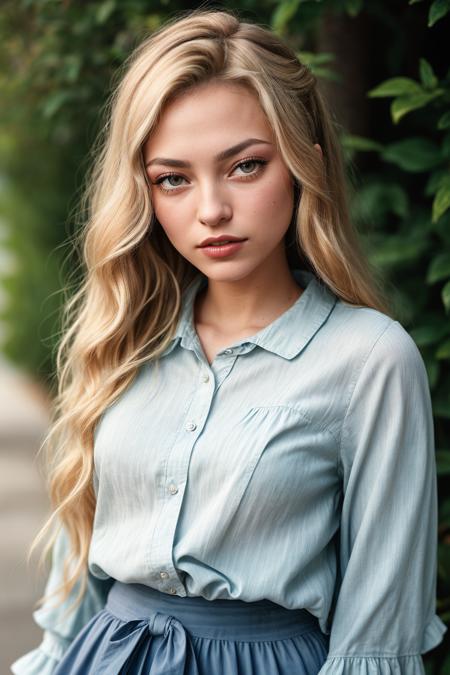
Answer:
[{"xmin": 93, "ymin": 347, "xmax": 344, "ymax": 505}]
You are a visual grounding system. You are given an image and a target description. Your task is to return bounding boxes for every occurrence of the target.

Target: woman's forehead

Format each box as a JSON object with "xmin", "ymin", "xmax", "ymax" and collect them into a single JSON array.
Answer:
[{"xmin": 144, "ymin": 82, "xmax": 273, "ymax": 159}]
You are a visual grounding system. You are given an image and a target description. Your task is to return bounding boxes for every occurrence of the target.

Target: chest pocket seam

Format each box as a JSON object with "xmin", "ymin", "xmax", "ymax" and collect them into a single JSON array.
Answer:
[
  {"xmin": 226, "ymin": 405, "xmax": 338, "ymax": 517},
  {"xmin": 247, "ymin": 404, "xmax": 340, "ymax": 447}
]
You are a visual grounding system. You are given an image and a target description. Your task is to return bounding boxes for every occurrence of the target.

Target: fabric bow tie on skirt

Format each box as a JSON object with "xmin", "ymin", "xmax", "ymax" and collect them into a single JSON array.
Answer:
[{"xmin": 53, "ymin": 611, "xmax": 200, "ymax": 675}]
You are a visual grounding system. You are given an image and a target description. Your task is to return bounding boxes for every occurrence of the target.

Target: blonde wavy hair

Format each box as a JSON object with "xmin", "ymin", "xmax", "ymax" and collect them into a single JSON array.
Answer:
[{"xmin": 31, "ymin": 8, "xmax": 391, "ymax": 613}]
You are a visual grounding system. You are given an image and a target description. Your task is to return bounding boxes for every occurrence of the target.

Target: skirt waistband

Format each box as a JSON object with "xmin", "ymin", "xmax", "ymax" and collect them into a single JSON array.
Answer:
[{"xmin": 106, "ymin": 580, "xmax": 321, "ymax": 641}]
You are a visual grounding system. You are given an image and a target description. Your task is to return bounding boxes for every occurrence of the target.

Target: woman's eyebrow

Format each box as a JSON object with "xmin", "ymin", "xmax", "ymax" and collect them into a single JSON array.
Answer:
[{"xmin": 145, "ymin": 138, "xmax": 272, "ymax": 168}]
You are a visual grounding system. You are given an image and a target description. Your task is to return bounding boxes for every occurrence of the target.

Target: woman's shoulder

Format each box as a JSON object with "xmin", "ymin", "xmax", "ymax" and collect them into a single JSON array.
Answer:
[{"xmin": 325, "ymin": 297, "xmax": 424, "ymax": 376}]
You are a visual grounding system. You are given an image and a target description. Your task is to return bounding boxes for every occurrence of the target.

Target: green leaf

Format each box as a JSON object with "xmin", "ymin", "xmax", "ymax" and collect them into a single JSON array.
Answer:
[
  {"xmin": 431, "ymin": 210, "xmax": 450, "ymax": 245},
  {"xmin": 63, "ymin": 54, "xmax": 82, "ymax": 84},
  {"xmin": 310, "ymin": 67, "xmax": 341, "ymax": 82},
  {"xmin": 350, "ymin": 182, "xmax": 410, "ymax": 224},
  {"xmin": 428, "ymin": 0, "xmax": 450, "ymax": 27},
  {"xmin": 438, "ymin": 111, "xmax": 450, "ymax": 130},
  {"xmin": 297, "ymin": 52, "xmax": 338, "ymax": 80},
  {"xmin": 390, "ymin": 90, "xmax": 443, "ymax": 123},
  {"xmin": 425, "ymin": 169, "xmax": 449, "ymax": 196},
  {"xmin": 96, "ymin": 0, "xmax": 116, "ymax": 24},
  {"xmin": 340, "ymin": 134, "xmax": 384, "ymax": 152},
  {"xmin": 272, "ymin": 0, "xmax": 301, "ymax": 33},
  {"xmin": 41, "ymin": 91, "xmax": 73, "ymax": 119},
  {"xmin": 409, "ymin": 0, "xmax": 424, "ymax": 4},
  {"xmin": 368, "ymin": 77, "xmax": 423, "ymax": 98},
  {"xmin": 419, "ymin": 58, "xmax": 438, "ymax": 89},
  {"xmin": 436, "ymin": 338, "xmax": 450, "ymax": 359},
  {"xmin": 442, "ymin": 280, "xmax": 450, "ymax": 312},
  {"xmin": 410, "ymin": 322, "xmax": 449, "ymax": 345},
  {"xmin": 370, "ymin": 232, "xmax": 429, "ymax": 268},
  {"xmin": 436, "ymin": 450, "xmax": 450, "ymax": 474},
  {"xmin": 432, "ymin": 175, "xmax": 450, "ymax": 222},
  {"xmin": 427, "ymin": 252, "xmax": 450, "ymax": 283},
  {"xmin": 298, "ymin": 52, "xmax": 335, "ymax": 67},
  {"xmin": 345, "ymin": 0, "xmax": 363, "ymax": 16},
  {"xmin": 381, "ymin": 138, "xmax": 442, "ymax": 172}
]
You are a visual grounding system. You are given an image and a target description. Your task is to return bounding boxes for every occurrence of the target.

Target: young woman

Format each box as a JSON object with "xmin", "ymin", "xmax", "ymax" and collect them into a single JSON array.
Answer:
[{"xmin": 11, "ymin": 9, "xmax": 446, "ymax": 675}]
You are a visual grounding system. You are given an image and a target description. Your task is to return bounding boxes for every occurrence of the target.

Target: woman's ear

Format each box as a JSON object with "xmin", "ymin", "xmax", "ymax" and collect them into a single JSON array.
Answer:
[{"xmin": 313, "ymin": 143, "xmax": 323, "ymax": 158}]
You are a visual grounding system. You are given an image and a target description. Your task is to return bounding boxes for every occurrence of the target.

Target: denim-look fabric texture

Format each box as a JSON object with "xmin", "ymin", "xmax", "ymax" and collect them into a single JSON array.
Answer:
[{"xmin": 11, "ymin": 269, "xmax": 447, "ymax": 674}]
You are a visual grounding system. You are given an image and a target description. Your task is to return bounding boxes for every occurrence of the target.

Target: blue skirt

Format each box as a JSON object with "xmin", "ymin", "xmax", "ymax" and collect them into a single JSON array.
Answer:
[{"xmin": 53, "ymin": 579, "xmax": 330, "ymax": 674}]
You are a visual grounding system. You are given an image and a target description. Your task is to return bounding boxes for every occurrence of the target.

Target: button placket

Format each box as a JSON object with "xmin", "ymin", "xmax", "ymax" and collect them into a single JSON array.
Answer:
[
  {"xmin": 210, "ymin": 352, "xmax": 240, "ymax": 390},
  {"xmin": 148, "ymin": 358, "xmax": 215, "ymax": 598}
]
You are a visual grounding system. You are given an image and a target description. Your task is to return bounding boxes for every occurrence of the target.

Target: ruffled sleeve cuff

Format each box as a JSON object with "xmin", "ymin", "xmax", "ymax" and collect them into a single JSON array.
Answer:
[
  {"xmin": 317, "ymin": 655, "xmax": 426, "ymax": 674},
  {"xmin": 10, "ymin": 630, "xmax": 71, "ymax": 675},
  {"xmin": 317, "ymin": 615, "xmax": 447, "ymax": 675},
  {"xmin": 421, "ymin": 613, "xmax": 448, "ymax": 653}
]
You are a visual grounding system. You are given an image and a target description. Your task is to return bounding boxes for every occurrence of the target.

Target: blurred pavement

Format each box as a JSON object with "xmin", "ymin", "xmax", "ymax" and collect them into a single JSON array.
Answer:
[{"xmin": 0, "ymin": 356, "xmax": 51, "ymax": 673}]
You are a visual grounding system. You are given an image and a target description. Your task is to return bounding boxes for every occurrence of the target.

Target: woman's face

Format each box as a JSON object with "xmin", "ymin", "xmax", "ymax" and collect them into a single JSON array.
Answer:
[{"xmin": 144, "ymin": 81, "xmax": 295, "ymax": 284}]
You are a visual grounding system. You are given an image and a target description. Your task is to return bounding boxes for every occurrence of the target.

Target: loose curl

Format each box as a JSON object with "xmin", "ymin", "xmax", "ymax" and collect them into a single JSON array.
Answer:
[{"xmin": 31, "ymin": 8, "xmax": 391, "ymax": 614}]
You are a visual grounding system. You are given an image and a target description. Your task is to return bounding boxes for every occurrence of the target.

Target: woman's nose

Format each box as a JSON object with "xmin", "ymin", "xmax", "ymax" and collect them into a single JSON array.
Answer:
[{"xmin": 197, "ymin": 183, "xmax": 232, "ymax": 226}]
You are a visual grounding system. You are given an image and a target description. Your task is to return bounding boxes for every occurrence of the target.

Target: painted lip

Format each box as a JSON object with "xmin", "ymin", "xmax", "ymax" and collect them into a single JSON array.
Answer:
[
  {"xmin": 198, "ymin": 234, "xmax": 247, "ymax": 247},
  {"xmin": 199, "ymin": 240, "xmax": 247, "ymax": 258}
]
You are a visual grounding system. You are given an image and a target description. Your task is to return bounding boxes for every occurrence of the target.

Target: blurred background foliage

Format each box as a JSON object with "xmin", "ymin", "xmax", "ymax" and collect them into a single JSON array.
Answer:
[{"xmin": 0, "ymin": 0, "xmax": 449, "ymax": 670}]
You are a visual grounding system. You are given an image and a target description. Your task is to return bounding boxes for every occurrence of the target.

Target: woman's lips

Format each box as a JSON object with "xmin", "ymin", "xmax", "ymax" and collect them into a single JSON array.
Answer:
[{"xmin": 199, "ymin": 239, "xmax": 247, "ymax": 258}]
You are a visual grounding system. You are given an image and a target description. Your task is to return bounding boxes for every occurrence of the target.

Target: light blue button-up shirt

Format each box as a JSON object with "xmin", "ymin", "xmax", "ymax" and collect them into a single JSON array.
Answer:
[{"xmin": 11, "ymin": 269, "xmax": 447, "ymax": 674}]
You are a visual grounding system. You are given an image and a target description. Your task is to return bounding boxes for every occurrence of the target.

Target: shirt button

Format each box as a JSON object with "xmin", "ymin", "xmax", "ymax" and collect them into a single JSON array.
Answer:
[
  {"xmin": 169, "ymin": 587, "xmax": 177, "ymax": 595},
  {"xmin": 159, "ymin": 571, "xmax": 169, "ymax": 579},
  {"xmin": 201, "ymin": 373, "xmax": 210, "ymax": 383},
  {"xmin": 224, "ymin": 348, "xmax": 233, "ymax": 354},
  {"xmin": 185, "ymin": 421, "xmax": 197, "ymax": 431},
  {"xmin": 168, "ymin": 483, "xmax": 178, "ymax": 495}
]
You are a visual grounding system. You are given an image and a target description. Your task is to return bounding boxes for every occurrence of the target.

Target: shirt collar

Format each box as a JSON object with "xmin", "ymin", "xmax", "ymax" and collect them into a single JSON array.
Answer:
[{"xmin": 162, "ymin": 268, "xmax": 337, "ymax": 361}]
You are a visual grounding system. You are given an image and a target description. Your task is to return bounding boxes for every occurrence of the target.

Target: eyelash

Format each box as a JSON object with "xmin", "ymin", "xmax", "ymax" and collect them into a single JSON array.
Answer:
[{"xmin": 152, "ymin": 157, "xmax": 268, "ymax": 194}]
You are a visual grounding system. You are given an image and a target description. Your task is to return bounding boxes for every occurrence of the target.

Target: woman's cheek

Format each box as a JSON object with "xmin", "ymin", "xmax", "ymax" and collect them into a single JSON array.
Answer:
[{"xmin": 247, "ymin": 185, "xmax": 292, "ymax": 232}]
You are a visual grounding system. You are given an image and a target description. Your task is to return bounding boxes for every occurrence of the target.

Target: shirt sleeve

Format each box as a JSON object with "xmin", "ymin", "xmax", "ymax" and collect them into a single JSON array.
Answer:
[
  {"xmin": 10, "ymin": 525, "xmax": 113, "ymax": 674},
  {"xmin": 318, "ymin": 320, "xmax": 448, "ymax": 675}
]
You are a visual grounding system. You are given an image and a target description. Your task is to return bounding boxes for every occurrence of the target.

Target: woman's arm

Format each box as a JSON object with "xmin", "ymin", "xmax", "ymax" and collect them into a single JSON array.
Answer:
[
  {"xmin": 318, "ymin": 320, "xmax": 447, "ymax": 674},
  {"xmin": 10, "ymin": 525, "xmax": 113, "ymax": 674}
]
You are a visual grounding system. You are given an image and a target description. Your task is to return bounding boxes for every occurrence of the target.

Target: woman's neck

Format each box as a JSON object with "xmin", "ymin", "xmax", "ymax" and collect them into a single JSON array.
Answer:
[{"xmin": 194, "ymin": 262, "xmax": 303, "ymax": 335}]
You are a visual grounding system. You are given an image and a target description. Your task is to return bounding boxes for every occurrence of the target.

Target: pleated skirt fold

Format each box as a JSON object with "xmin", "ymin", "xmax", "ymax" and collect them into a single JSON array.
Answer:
[{"xmin": 53, "ymin": 579, "xmax": 330, "ymax": 674}]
